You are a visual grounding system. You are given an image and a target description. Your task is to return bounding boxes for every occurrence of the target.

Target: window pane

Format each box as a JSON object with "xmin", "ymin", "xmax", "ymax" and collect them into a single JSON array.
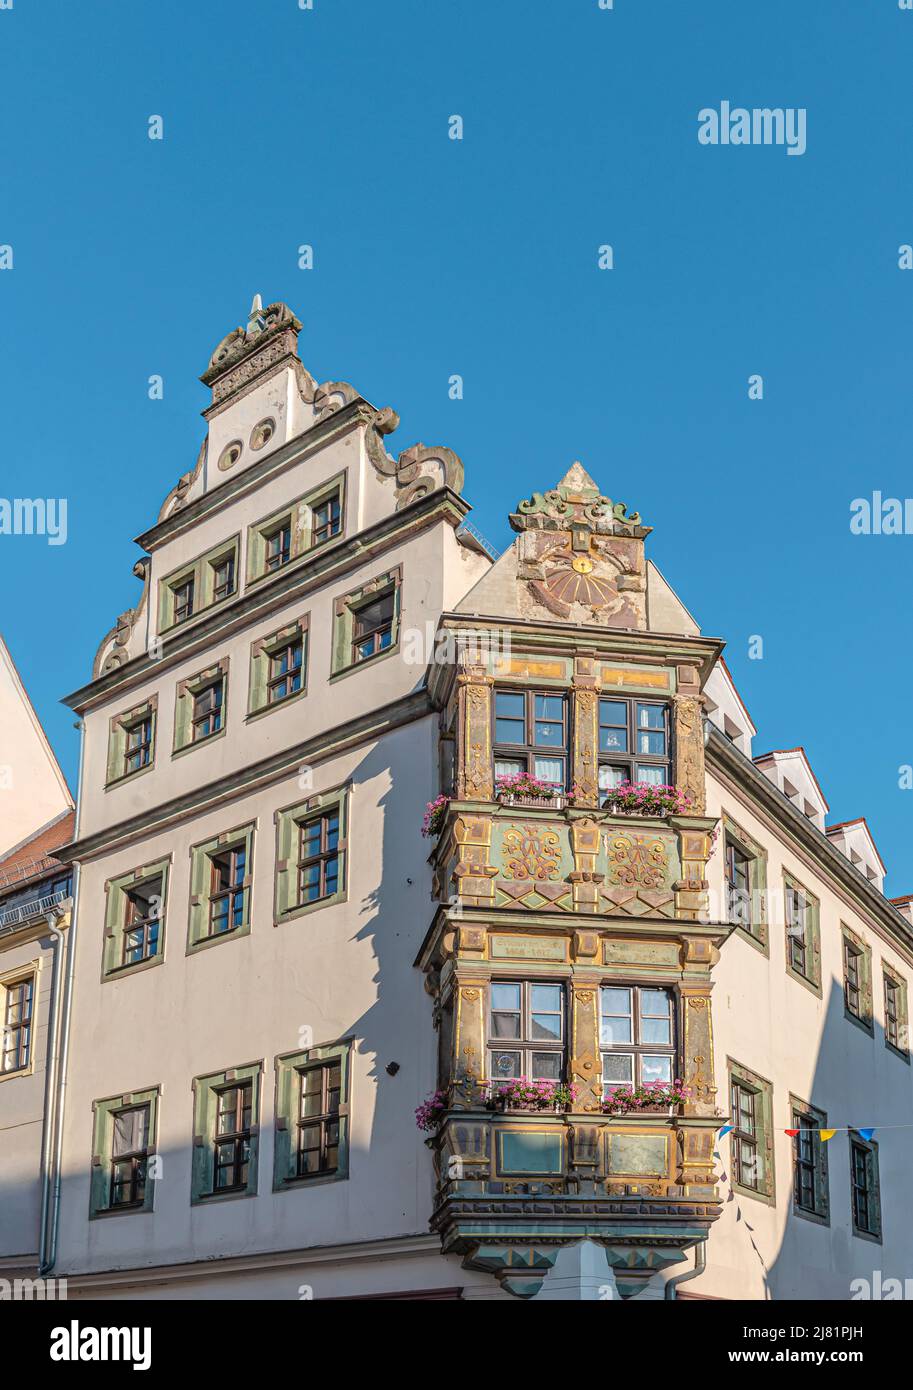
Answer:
[
  {"xmin": 495, "ymin": 719, "xmax": 525, "ymax": 744},
  {"xmin": 530, "ymin": 984, "xmax": 562, "ymax": 1014},
  {"xmin": 490, "ymin": 1051, "xmax": 520, "ymax": 1079},
  {"xmin": 637, "ymin": 730, "xmax": 666, "ymax": 756},
  {"xmin": 534, "ymin": 695, "xmax": 564, "ymax": 723},
  {"xmin": 491, "ymin": 983, "xmax": 521, "ymax": 1012},
  {"xmin": 640, "ymin": 989, "xmax": 670, "ymax": 1017},
  {"xmin": 531, "ymin": 1052, "xmax": 561, "ymax": 1080},
  {"xmin": 600, "ymin": 700, "xmax": 627, "ymax": 726},
  {"xmin": 533, "ymin": 756, "xmax": 564, "ymax": 785},
  {"xmin": 635, "ymin": 764, "xmax": 666, "ymax": 785},
  {"xmin": 491, "ymin": 1013, "xmax": 521, "ymax": 1039},
  {"xmin": 531, "ymin": 1012, "xmax": 562, "ymax": 1041},
  {"xmin": 602, "ymin": 1053, "xmax": 634, "ymax": 1083},
  {"xmin": 599, "ymin": 727, "xmax": 628, "ymax": 753},
  {"xmin": 637, "ymin": 705, "xmax": 665, "ymax": 730},
  {"xmin": 602, "ymin": 987, "xmax": 631, "ymax": 1016},
  {"xmin": 495, "ymin": 692, "xmax": 524, "ymax": 719},
  {"xmin": 598, "ymin": 765, "xmax": 626, "ymax": 791},
  {"xmin": 641, "ymin": 1017, "xmax": 672, "ymax": 1044},
  {"xmin": 641, "ymin": 1054, "xmax": 673, "ymax": 1083},
  {"xmin": 494, "ymin": 758, "xmax": 524, "ymax": 779},
  {"xmin": 534, "ymin": 721, "xmax": 564, "ymax": 747}
]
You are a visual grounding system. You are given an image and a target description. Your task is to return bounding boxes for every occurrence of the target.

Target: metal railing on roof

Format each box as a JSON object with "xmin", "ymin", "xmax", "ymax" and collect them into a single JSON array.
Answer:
[
  {"xmin": 455, "ymin": 521, "xmax": 500, "ymax": 562},
  {"xmin": 0, "ymin": 887, "xmax": 70, "ymax": 931}
]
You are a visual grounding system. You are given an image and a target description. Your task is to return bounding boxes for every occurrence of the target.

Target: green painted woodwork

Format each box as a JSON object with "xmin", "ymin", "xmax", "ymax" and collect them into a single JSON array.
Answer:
[
  {"xmin": 157, "ymin": 535, "xmax": 240, "ymax": 632},
  {"xmin": 728, "ymin": 1059, "xmax": 776, "ymax": 1206},
  {"xmin": 722, "ymin": 813, "xmax": 769, "ymax": 953},
  {"xmin": 789, "ymin": 1094, "xmax": 830, "ymax": 1226},
  {"xmin": 496, "ymin": 1129, "xmax": 564, "ymax": 1176},
  {"xmin": 884, "ymin": 965, "xmax": 910, "ymax": 1060},
  {"xmin": 187, "ymin": 823, "xmax": 255, "ymax": 953},
  {"xmin": 105, "ymin": 697, "xmax": 157, "ymax": 787},
  {"xmin": 273, "ymin": 1040, "xmax": 351, "ymax": 1190},
  {"xmin": 89, "ymin": 1086, "xmax": 159, "ymax": 1218},
  {"xmin": 248, "ymin": 618, "xmax": 308, "ymax": 718},
  {"xmin": 784, "ymin": 872, "xmax": 822, "ymax": 996},
  {"xmin": 173, "ymin": 661, "xmax": 228, "ymax": 755},
  {"xmin": 842, "ymin": 924, "xmax": 874, "ymax": 1033},
  {"xmin": 190, "ymin": 1062, "xmax": 262, "ymax": 1204},
  {"xmin": 102, "ymin": 859, "xmax": 169, "ymax": 978},
  {"xmin": 330, "ymin": 568, "xmax": 401, "ymax": 677},
  {"xmin": 274, "ymin": 785, "xmax": 348, "ymax": 924},
  {"xmin": 246, "ymin": 473, "xmax": 344, "ymax": 586},
  {"xmin": 849, "ymin": 1132, "xmax": 882, "ymax": 1242}
]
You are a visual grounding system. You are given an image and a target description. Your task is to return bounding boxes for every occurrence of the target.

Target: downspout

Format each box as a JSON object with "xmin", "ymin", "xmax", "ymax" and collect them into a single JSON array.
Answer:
[
  {"xmin": 36, "ymin": 912, "xmax": 65, "ymax": 1271},
  {"xmin": 664, "ymin": 1239, "xmax": 706, "ymax": 1300},
  {"xmin": 39, "ymin": 715, "xmax": 86, "ymax": 1275}
]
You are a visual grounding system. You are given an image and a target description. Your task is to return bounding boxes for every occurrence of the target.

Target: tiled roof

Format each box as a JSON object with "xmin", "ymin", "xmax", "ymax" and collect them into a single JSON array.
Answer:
[{"xmin": 0, "ymin": 810, "xmax": 75, "ymax": 891}]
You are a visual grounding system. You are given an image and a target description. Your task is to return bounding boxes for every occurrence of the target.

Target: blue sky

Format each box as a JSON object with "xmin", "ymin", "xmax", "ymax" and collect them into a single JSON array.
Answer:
[{"xmin": 2, "ymin": 0, "xmax": 912, "ymax": 888}]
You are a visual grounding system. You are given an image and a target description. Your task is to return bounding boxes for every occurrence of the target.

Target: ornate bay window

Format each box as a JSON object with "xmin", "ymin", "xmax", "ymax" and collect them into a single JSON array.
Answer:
[
  {"xmin": 599, "ymin": 985, "xmax": 675, "ymax": 1094},
  {"xmin": 493, "ymin": 689, "xmax": 568, "ymax": 788},
  {"xmin": 598, "ymin": 697, "xmax": 669, "ymax": 793},
  {"xmin": 488, "ymin": 981, "xmax": 566, "ymax": 1083}
]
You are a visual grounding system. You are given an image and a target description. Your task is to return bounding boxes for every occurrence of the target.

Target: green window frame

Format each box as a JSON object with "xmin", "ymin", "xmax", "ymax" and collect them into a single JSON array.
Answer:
[
  {"xmin": 248, "ymin": 616, "xmax": 309, "ymax": 718},
  {"xmin": 102, "ymin": 858, "xmax": 170, "ymax": 978},
  {"xmin": 727, "ymin": 1059, "xmax": 775, "ymax": 1205},
  {"xmin": 157, "ymin": 535, "xmax": 240, "ymax": 633},
  {"xmin": 273, "ymin": 1039, "xmax": 351, "ymax": 1190},
  {"xmin": 722, "ymin": 814, "xmax": 768, "ymax": 952},
  {"xmin": 841, "ymin": 925, "xmax": 873, "ymax": 1034},
  {"xmin": 883, "ymin": 966, "xmax": 909, "ymax": 1060},
  {"xmin": 191, "ymin": 1062, "xmax": 262, "ymax": 1203},
  {"xmin": 173, "ymin": 659, "xmax": 229, "ymax": 755},
  {"xmin": 274, "ymin": 786, "xmax": 349, "ymax": 924},
  {"xmin": 187, "ymin": 823, "xmax": 255, "ymax": 953},
  {"xmin": 105, "ymin": 696, "xmax": 157, "ymax": 787},
  {"xmin": 783, "ymin": 873, "xmax": 821, "ymax": 995},
  {"xmin": 330, "ymin": 567, "xmax": 402, "ymax": 678},
  {"xmin": 246, "ymin": 473, "xmax": 346, "ymax": 586},
  {"xmin": 789, "ymin": 1094, "xmax": 829, "ymax": 1226},
  {"xmin": 849, "ymin": 1131, "xmax": 882, "ymax": 1242},
  {"xmin": 90, "ymin": 1086, "xmax": 160, "ymax": 1217}
]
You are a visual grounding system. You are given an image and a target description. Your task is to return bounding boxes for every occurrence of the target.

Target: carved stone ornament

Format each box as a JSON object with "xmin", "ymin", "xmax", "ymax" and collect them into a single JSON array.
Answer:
[
  {"xmin": 201, "ymin": 296, "xmax": 302, "ymax": 386},
  {"xmin": 93, "ymin": 558, "xmax": 151, "ymax": 678},
  {"xmin": 364, "ymin": 406, "xmax": 464, "ymax": 508}
]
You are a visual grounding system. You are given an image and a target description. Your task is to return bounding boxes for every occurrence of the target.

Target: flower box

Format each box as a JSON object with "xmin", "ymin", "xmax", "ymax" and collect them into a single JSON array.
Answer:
[{"xmin": 600, "ymin": 781, "xmax": 694, "ymax": 818}]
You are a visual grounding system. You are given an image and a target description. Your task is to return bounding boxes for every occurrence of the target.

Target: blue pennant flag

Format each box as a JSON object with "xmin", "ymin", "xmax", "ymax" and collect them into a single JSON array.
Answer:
[
  {"xmin": 857, "ymin": 1128, "xmax": 876, "ymax": 1142},
  {"xmin": 718, "ymin": 1124, "xmax": 733, "ymax": 1138}
]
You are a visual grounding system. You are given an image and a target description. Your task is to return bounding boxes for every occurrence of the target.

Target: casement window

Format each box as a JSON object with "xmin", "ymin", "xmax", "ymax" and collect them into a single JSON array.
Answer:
[
  {"xmin": 721, "ymin": 816, "xmax": 768, "ymax": 950},
  {"xmin": 174, "ymin": 661, "xmax": 229, "ymax": 754},
  {"xmin": 784, "ymin": 875, "xmax": 821, "ymax": 993},
  {"xmin": 248, "ymin": 618, "xmax": 309, "ymax": 718},
  {"xmin": 597, "ymin": 698, "xmax": 670, "ymax": 792},
  {"xmin": 187, "ymin": 824, "xmax": 255, "ymax": 952},
  {"xmin": 90, "ymin": 1087, "xmax": 159, "ymax": 1216},
  {"xmin": 883, "ymin": 968, "xmax": 908, "ymax": 1058},
  {"xmin": 841, "ymin": 925, "xmax": 873, "ymax": 1032},
  {"xmin": 849, "ymin": 1132, "xmax": 882, "ymax": 1240},
  {"xmin": 600, "ymin": 986, "xmax": 675, "ymax": 1094},
  {"xmin": 102, "ymin": 860, "xmax": 170, "ymax": 977},
  {"xmin": 487, "ymin": 981, "xmax": 565, "ymax": 1083},
  {"xmin": 296, "ymin": 1059, "xmax": 343, "ymax": 1176},
  {"xmin": 110, "ymin": 1105, "xmax": 151, "ymax": 1208},
  {"xmin": 790, "ymin": 1096, "xmax": 829, "ymax": 1224},
  {"xmin": 265, "ymin": 519, "xmax": 292, "ymax": 572},
  {"xmin": 331, "ymin": 569, "xmax": 401, "ymax": 676},
  {"xmin": 1, "ymin": 975, "xmax": 33, "ymax": 1073},
  {"xmin": 493, "ymin": 690, "xmax": 568, "ymax": 788},
  {"xmin": 725, "ymin": 842, "xmax": 751, "ymax": 926},
  {"xmin": 274, "ymin": 1040, "xmax": 351, "ymax": 1190},
  {"xmin": 312, "ymin": 490, "xmax": 342, "ymax": 546},
  {"xmin": 105, "ymin": 697, "xmax": 158, "ymax": 786},
  {"xmin": 275, "ymin": 787, "xmax": 349, "ymax": 923},
  {"xmin": 123, "ymin": 877, "xmax": 164, "ymax": 967},
  {"xmin": 191, "ymin": 1064, "xmax": 262, "ymax": 1202},
  {"xmin": 727, "ymin": 1061, "xmax": 775, "ymax": 1204},
  {"xmin": 158, "ymin": 537, "xmax": 241, "ymax": 632},
  {"xmin": 213, "ymin": 1083, "xmax": 253, "ymax": 1192}
]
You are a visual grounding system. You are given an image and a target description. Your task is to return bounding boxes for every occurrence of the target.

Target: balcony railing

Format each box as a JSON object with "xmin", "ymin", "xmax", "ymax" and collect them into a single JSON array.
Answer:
[{"xmin": 0, "ymin": 887, "xmax": 70, "ymax": 930}]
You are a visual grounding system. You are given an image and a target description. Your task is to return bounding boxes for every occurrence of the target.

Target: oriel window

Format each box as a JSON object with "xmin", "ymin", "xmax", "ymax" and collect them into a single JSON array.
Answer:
[
  {"xmin": 297, "ymin": 1060, "xmax": 342, "ymax": 1176},
  {"xmin": 487, "ymin": 981, "xmax": 565, "ymax": 1083},
  {"xmin": 597, "ymin": 698, "xmax": 669, "ymax": 793},
  {"xmin": 213, "ymin": 1083, "xmax": 252, "ymax": 1191},
  {"xmin": 123, "ymin": 878, "xmax": 162, "ymax": 966},
  {"xmin": 208, "ymin": 845, "xmax": 247, "ymax": 936},
  {"xmin": 600, "ymin": 986, "xmax": 675, "ymax": 1094},
  {"xmin": 2, "ymin": 976, "xmax": 33, "ymax": 1073},
  {"xmin": 110, "ymin": 1104, "xmax": 150, "ymax": 1207},
  {"xmin": 493, "ymin": 689, "xmax": 568, "ymax": 788}
]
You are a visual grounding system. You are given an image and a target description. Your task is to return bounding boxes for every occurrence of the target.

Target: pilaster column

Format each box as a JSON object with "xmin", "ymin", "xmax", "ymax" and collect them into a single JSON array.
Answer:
[
  {"xmin": 456, "ymin": 665, "xmax": 494, "ymax": 801},
  {"xmin": 571, "ymin": 658, "xmax": 599, "ymax": 806},
  {"xmin": 673, "ymin": 664, "xmax": 705, "ymax": 814},
  {"xmin": 569, "ymin": 980, "xmax": 602, "ymax": 1114},
  {"xmin": 568, "ymin": 817, "xmax": 604, "ymax": 914}
]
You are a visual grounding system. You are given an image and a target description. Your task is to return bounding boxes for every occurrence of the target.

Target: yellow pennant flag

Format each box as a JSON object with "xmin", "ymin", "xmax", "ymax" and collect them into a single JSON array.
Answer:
[{"xmin": 819, "ymin": 1129, "xmax": 837, "ymax": 1142}]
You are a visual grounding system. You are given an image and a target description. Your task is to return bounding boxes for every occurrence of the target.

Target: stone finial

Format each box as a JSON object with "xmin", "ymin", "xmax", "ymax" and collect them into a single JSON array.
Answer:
[{"xmin": 200, "ymin": 297, "xmax": 303, "ymax": 399}]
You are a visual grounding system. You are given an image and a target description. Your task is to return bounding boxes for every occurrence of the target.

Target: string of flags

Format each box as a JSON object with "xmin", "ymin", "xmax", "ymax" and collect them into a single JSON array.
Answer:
[{"xmin": 718, "ymin": 1123, "xmax": 895, "ymax": 1142}]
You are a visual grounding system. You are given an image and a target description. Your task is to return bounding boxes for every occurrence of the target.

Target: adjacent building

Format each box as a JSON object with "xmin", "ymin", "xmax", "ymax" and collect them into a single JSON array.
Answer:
[{"xmin": 19, "ymin": 298, "xmax": 912, "ymax": 1299}]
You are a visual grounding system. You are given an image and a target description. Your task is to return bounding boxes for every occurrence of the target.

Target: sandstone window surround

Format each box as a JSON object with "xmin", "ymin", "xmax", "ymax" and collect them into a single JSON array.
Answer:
[
  {"xmin": 246, "ymin": 472, "xmax": 347, "ymax": 586},
  {"xmin": 102, "ymin": 859, "xmax": 170, "ymax": 979},
  {"xmin": 789, "ymin": 1094, "xmax": 830, "ymax": 1227},
  {"xmin": 191, "ymin": 1062, "xmax": 262, "ymax": 1204},
  {"xmin": 783, "ymin": 872, "xmax": 822, "ymax": 997},
  {"xmin": 173, "ymin": 659, "xmax": 230, "ymax": 756},
  {"xmin": 330, "ymin": 566, "xmax": 402, "ymax": 679},
  {"xmin": 187, "ymin": 823, "xmax": 256, "ymax": 955},
  {"xmin": 841, "ymin": 924, "xmax": 873, "ymax": 1035},
  {"xmin": 157, "ymin": 534, "xmax": 241, "ymax": 633},
  {"xmin": 849, "ymin": 1131, "xmax": 882, "ymax": 1242},
  {"xmin": 273, "ymin": 1039, "xmax": 352, "ymax": 1191},
  {"xmin": 274, "ymin": 785, "xmax": 349, "ymax": 925},
  {"xmin": 0, "ymin": 964, "xmax": 38, "ymax": 1077},
  {"xmin": 89, "ymin": 1086, "xmax": 160, "ymax": 1218},
  {"xmin": 248, "ymin": 615, "xmax": 309, "ymax": 719},
  {"xmin": 722, "ymin": 813, "xmax": 768, "ymax": 954},
  {"xmin": 728, "ymin": 1059, "xmax": 776, "ymax": 1206},
  {"xmin": 883, "ymin": 965, "xmax": 909, "ymax": 1061},
  {"xmin": 105, "ymin": 695, "xmax": 158, "ymax": 788}
]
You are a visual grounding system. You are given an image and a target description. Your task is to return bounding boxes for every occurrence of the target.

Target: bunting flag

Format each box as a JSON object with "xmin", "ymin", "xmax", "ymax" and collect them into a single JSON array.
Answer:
[
  {"xmin": 819, "ymin": 1129, "xmax": 837, "ymax": 1142},
  {"xmin": 717, "ymin": 1124, "xmax": 733, "ymax": 1138},
  {"xmin": 858, "ymin": 1128, "xmax": 876, "ymax": 1142},
  {"xmin": 784, "ymin": 1128, "xmax": 799, "ymax": 1138},
  {"xmin": 716, "ymin": 1122, "xmax": 909, "ymax": 1141}
]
